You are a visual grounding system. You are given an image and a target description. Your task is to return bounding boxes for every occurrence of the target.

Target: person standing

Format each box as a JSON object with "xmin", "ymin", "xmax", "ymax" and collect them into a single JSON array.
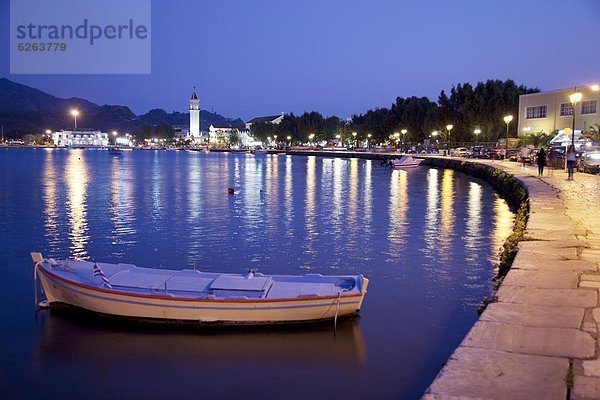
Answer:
[
  {"xmin": 566, "ymin": 145, "xmax": 576, "ymax": 180},
  {"xmin": 537, "ymin": 147, "xmax": 546, "ymax": 176}
]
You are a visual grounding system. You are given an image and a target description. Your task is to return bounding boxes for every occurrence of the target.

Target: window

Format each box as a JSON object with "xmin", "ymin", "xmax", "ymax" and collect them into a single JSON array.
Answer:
[
  {"xmin": 526, "ymin": 105, "xmax": 547, "ymax": 119},
  {"xmin": 581, "ymin": 100, "xmax": 597, "ymax": 115},
  {"xmin": 560, "ymin": 103, "xmax": 573, "ymax": 116}
]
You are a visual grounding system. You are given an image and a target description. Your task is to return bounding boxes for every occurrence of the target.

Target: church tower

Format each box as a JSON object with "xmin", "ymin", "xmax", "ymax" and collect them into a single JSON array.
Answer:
[{"xmin": 189, "ymin": 87, "xmax": 200, "ymax": 140}]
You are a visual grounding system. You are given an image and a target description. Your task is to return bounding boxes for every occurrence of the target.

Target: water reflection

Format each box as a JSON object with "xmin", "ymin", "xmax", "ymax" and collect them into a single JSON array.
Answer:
[
  {"xmin": 362, "ymin": 160, "xmax": 373, "ymax": 236},
  {"xmin": 438, "ymin": 169, "xmax": 455, "ymax": 262},
  {"xmin": 65, "ymin": 150, "xmax": 89, "ymax": 259},
  {"xmin": 465, "ymin": 182, "xmax": 482, "ymax": 262},
  {"xmin": 423, "ymin": 168, "xmax": 440, "ymax": 259},
  {"xmin": 492, "ymin": 195, "xmax": 514, "ymax": 265},
  {"xmin": 42, "ymin": 149, "xmax": 60, "ymax": 254},
  {"xmin": 303, "ymin": 156, "xmax": 317, "ymax": 264},
  {"xmin": 387, "ymin": 169, "xmax": 408, "ymax": 260},
  {"xmin": 109, "ymin": 157, "xmax": 137, "ymax": 256},
  {"xmin": 283, "ymin": 156, "xmax": 294, "ymax": 239},
  {"xmin": 36, "ymin": 309, "xmax": 366, "ymax": 364}
]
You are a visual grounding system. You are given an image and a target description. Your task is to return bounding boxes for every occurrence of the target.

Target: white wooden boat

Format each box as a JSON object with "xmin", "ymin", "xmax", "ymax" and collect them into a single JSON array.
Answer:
[
  {"xmin": 390, "ymin": 155, "xmax": 423, "ymax": 169},
  {"xmin": 31, "ymin": 253, "xmax": 369, "ymax": 325}
]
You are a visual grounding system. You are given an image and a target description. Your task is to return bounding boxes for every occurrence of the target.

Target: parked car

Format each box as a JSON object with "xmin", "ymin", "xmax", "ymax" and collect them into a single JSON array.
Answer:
[
  {"xmin": 577, "ymin": 152, "xmax": 600, "ymax": 174},
  {"xmin": 454, "ymin": 147, "xmax": 470, "ymax": 157},
  {"xmin": 506, "ymin": 149, "xmax": 520, "ymax": 162}
]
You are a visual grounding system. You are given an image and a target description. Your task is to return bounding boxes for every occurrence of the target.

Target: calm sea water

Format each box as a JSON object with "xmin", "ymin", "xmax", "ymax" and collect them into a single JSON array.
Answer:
[{"xmin": 0, "ymin": 148, "xmax": 514, "ymax": 400}]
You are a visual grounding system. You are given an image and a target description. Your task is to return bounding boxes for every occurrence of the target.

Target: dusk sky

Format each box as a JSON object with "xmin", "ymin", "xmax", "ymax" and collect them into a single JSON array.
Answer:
[{"xmin": 1, "ymin": 0, "xmax": 599, "ymax": 121}]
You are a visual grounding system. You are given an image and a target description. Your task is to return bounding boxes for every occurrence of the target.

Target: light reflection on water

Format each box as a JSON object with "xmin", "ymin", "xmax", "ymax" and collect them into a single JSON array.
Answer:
[{"xmin": 1, "ymin": 149, "xmax": 515, "ymax": 400}]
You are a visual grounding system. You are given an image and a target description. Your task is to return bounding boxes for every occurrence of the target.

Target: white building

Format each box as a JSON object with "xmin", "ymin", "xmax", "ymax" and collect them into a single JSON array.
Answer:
[
  {"xmin": 208, "ymin": 124, "xmax": 246, "ymax": 144},
  {"xmin": 518, "ymin": 84, "xmax": 600, "ymax": 138},
  {"xmin": 189, "ymin": 88, "xmax": 201, "ymax": 141},
  {"xmin": 245, "ymin": 114, "xmax": 284, "ymax": 130},
  {"xmin": 52, "ymin": 130, "xmax": 109, "ymax": 147}
]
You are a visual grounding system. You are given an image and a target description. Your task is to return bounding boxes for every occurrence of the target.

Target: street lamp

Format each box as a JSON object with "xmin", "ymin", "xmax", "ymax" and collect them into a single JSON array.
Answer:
[
  {"xmin": 503, "ymin": 115, "xmax": 513, "ymax": 156},
  {"xmin": 569, "ymin": 89, "xmax": 583, "ymax": 149},
  {"xmin": 70, "ymin": 109, "xmax": 79, "ymax": 129},
  {"xmin": 352, "ymin": 131, "xmax": 357, "ymax": 148},
  {"xmin": 474, "ymin": 128, "xmax": 481, "ymax": 144},
  {"xmin": 367, "ymin": 133, "xmax": 372, "ymax": 149},
  {"xmin": 401, "ymin": 129, "xmax": 407, "ymax": 152},
  {"xmin": 445, "ymin": 124, "xmax": 453, "ymax": 152},
  {"xmin": 308, "ymin": 133, "xmax": 315, "ymax": 145},
  {"xmin": 287, "ymin": 135, "xmax": 291, "ymax": 146},
  {"xmin": 393, "ymin": 132, "xmax": 400, "ymax": 149}
]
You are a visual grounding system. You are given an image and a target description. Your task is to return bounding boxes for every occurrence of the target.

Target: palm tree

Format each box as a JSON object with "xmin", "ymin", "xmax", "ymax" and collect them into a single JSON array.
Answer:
[
  {"xmin": 583, "ymin": 124, "xmax": 600, "ymax": 145},
  {"xmin": 520, "ymin": 130, "xmax": 549, "ymax": 148}
]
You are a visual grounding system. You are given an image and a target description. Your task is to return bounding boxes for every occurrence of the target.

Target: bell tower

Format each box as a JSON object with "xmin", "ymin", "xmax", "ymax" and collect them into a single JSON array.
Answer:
[{"xmin": 189, "ymin": 87, "xmax": 200, "ymax": 139}]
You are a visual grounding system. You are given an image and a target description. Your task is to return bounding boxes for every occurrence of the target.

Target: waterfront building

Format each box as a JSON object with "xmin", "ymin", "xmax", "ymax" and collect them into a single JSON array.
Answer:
[
  {"xmin": 52, "ymin": 130, "xmax": 109, "ymax": 147},
  {"xmin": 517, "ymin": 85, "xmax": 600, "ymax": 142},
  {"xmin": 245, "ymin": 113, "xmax": 284, "ymax": 130},
  {"xmin": 208, "ymin": 124, "xmax": 246, "ymax": 144},
  {"xmin": 189, "ymin": 87, "xmax": 201, "ymax": 142}
]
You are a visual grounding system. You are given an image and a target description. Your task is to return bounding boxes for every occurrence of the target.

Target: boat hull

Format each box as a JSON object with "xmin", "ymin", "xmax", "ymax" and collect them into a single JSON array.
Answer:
[{"xmin": 37, "ymin": 267, "xmax": 368, "ymax": 325}]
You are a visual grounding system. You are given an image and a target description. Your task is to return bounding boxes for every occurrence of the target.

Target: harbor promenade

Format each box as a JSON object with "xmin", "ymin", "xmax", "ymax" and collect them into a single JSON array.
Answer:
[{"xmin": 424, "ymin": 159, "xmax": 600, "ymax": 400}]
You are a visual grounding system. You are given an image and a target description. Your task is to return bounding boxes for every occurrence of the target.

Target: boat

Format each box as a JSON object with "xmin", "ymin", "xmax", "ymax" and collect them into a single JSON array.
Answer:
[
  {"xmin": 390, "ymin": 155, "xmax": 423, "ymax": 169},
  {"xmin": 31, "ymin": 252, "xmax": 369, "ymax": 325},
  {"xmin": 251, "ymin": 148, "xmax": 267, "ymax": 154},
  {"xmin": 108, "ymin": 147, "xmax": 122, "ymax": 155}
]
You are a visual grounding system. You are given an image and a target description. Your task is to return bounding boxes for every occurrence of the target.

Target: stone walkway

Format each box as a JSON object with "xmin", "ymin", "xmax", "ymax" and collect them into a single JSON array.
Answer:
[{"xmin": 424, "ymin": 160, "xmax": 600, "ymax": 400}]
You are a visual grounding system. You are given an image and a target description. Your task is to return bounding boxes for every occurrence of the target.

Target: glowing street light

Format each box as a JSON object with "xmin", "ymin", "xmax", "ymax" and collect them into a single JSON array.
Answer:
[
  {"xmin": 569, "ymin": 89, "xmax": 583, "ymax": 148},
  {"xmin": 445, "ymin": 124, "xmax": 453, "ymax": 152},
  {"xmin": 70, "ymin": 109, "xmax": 79, "ymax": 129},
  {"xmin": 352, "ymin": 131, "xmax": 357, "ymax": 148},
  {"xmin": 503, "ymin": 115, "xmax": 513, "ymax": 156},
  {"xmin": 287, "ymin": 135, "xmax": 291, "ymax": 146},
  {"xmin": 400, "ymin": 129, "xmax": 408, "ymax": 152},
  {"xmin": 474, "ymin": 128, "xmax": 481, "ymax": 143},
  {"xmin": 591, "ymin": 84, "xmax": 600, "ymax": 91},
  {"xmin": 308, "ymin": 133, "xmax": 315, "ymax": 145}
]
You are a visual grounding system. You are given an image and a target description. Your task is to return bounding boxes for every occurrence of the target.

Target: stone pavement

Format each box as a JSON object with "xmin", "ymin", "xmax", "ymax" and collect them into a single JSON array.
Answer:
[{"xmin": 424, "ymin": 160, "xmax": 600, "ymax": 400}]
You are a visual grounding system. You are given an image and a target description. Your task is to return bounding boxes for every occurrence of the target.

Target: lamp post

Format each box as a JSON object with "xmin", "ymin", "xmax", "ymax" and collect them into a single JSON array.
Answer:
[
  {"xmin": 503, "ymin": 115, "xmax": 513, "ymax": 158},
  {"xmin": 70, "ymin": 109, "xmax": 79, "ymax": 129},
  {"xmin": 112, "ymin": 130, "xmax": 118, "ymax": 145},
  {"xmin": 569, "ymin": 89, "xmax": 583, "ymax": 149},
  {"xmin": 474, "ymin": 128, "xmax": 481, "ymax": 144},
  {"xmin": 393, "ymin": 132, "xmax": 400, "ymax": 150},
  {"xmin": 287, "ymin": 135, "xmax": 291, "ymax": 146},
  {"xmin": 308, "ymin": 133, "xmax": 315, "ymax": 146},
  {"xmin": 367, "ymin": 133, "xmax": 372, "ymax": 149},
  {"xmin": 352, "ymin": 131, "xmax": 357, "ymax": 148},
  {"xmin": 445, "ymin": 124, "xmax": 453, "ymax": 153},
  {"xmin": 401, "ymin": 129, "xmax": 407, "ymax": 152}
]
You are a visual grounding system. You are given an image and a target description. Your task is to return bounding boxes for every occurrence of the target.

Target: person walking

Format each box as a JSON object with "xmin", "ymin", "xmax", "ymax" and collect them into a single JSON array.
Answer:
[
  {"xmin": 566, "ymin": 145, "xmax": 576, "ymax": 180},
  {"xmin": 537, "ymin": 147, "xmax": 546, "ymax": 176}
]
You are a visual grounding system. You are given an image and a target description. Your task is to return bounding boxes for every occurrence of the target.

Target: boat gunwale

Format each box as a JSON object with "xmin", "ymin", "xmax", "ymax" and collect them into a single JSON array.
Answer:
[{"xmin": 38, "ymin": 264, "xmax": 365, "ymax": 304}]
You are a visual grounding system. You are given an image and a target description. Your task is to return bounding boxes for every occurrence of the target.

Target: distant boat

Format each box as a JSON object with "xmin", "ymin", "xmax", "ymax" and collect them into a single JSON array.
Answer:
[
  {"xmin": 251, "ymin": 148, "xmax": 267, "ymax": 154},
  {"xmin": 31, "ymin": 252, "xmax": 369, "ymax": 325},
  {"xmin": 108, "ymin": 147, "xmax": 122, "ymax": 155},
  {"xmin": 390, "ymin": 155, "xmax": 423, "ymax": 169}
]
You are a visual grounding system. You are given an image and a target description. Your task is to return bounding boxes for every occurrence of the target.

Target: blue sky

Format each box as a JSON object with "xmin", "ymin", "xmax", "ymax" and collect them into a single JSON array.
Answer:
[{"xmin": 1, "ymin": 0, "xmax": 599, "ymax": 120}]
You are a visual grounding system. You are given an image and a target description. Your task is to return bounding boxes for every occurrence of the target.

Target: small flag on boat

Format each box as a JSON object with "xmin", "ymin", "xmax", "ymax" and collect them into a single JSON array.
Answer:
[{"xmin": 93, "ymin": 261, "xmax": 112, "ymax": 289}]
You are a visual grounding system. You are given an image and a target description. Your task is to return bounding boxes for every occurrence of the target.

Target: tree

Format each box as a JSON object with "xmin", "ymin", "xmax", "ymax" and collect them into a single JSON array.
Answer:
[
  {"xmin": 584, "ymin": 123, "xmax": 600, "ymax": 144},
  {"xmin": 519, "ymin": 131, "xmax": 550, "ymax": 148}
]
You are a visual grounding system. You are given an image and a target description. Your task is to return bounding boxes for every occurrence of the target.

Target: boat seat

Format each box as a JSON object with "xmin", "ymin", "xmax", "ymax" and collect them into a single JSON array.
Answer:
[{"xmin": 266, "ymin": 282, "xmax": 337, "ymax": 299}]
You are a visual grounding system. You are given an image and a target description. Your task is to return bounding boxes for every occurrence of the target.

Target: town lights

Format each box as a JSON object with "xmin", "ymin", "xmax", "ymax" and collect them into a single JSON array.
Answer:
[
  {"xmin": 474, "ymin": 128, "xmax": 481, "ymax": 143},
  {"xmin": 569, "ymin": 89, "xmax": 583, "ymax": 148},
  {"xmin": 591, "ymin": 84, "xmax": 599, "ymax": 91},
  {"xmin": 503, "ymin": 115, "xmax": 513, "ymax": 156},
  {"xmin": 445, "ymin": 125, "xmax": 453, "ymax": 151},
  {"xmin": 70, "ymin": 109, "xmax": 79, "ymax": 129}
]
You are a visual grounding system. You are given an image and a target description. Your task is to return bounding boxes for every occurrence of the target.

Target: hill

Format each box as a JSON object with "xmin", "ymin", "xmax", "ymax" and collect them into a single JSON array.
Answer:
[{"xmin": 0, "ymin": 78, "xmax": 242, "ymax": 138}]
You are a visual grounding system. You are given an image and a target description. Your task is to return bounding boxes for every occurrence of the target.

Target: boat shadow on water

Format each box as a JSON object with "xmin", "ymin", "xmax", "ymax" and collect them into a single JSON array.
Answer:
[{"xmin": 34, "ymin": 305, "xmax": 367, "ymax": 363}]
